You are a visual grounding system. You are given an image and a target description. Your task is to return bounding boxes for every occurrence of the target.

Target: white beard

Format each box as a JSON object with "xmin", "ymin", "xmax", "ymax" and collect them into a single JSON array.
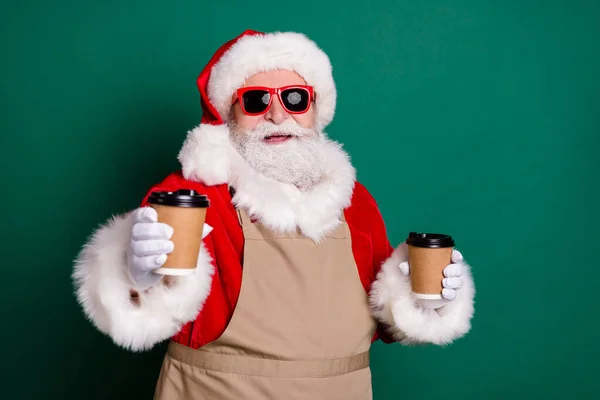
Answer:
[{"xmin": 228, "ymin": 120, "xmax": 327, "ymax": 190}]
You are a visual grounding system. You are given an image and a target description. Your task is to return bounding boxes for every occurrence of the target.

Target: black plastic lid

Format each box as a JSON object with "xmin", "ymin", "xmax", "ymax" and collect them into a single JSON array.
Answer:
[
  {"xmin": 406, "ymin": 231, "xmax": 454, "ymax": 248},
  {"xmin": 147, "ymin": 189, "xmax": 210, "ymax": 208}
]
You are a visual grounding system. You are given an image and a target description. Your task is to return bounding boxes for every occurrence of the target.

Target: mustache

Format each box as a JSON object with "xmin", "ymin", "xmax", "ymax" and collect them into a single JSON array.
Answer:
[{"xmin": 231, "ymin": 120, "xmax": 319, "ymax": 140}]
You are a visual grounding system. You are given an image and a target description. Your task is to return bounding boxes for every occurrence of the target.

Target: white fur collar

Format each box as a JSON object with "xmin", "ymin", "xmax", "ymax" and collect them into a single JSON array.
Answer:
[{"xmin": 178, "ymin": 123, "xmax": 356, "ymax": 241}]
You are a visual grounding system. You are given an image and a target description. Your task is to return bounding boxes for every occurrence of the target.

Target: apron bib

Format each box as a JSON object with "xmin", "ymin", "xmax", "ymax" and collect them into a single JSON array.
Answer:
[{"xmin": 154, "ymin": 207, "xmax": 376, "ymax": 400}]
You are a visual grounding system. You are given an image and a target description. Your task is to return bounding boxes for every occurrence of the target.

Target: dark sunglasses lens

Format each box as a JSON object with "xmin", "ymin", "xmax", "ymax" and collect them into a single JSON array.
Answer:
[
  {"xmin": 242, "ymin": 90, "xmax": 270, "ymax": 113},
  {"xmin": 281, "ymin": 88, "xmax": 310, "ymax": 112}
]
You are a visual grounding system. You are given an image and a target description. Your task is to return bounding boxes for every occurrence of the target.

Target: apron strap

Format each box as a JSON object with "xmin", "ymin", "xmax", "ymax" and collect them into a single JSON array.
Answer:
[
  {"xmin": 236, "ymin": 208, "xmax": 253, "ymax": 226},
  {"xmin": 228, "ymin": 185, "xmax": 247, "ymax": 226}
]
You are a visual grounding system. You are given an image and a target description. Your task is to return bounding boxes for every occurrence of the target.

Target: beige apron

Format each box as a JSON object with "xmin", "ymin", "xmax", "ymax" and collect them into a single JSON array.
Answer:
[{"xmin": 154, "ymin": 207, "xmax": 377, "ymax": 400}]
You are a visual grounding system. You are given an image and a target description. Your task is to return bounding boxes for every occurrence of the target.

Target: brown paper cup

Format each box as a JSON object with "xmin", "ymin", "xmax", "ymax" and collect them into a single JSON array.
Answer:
[
  {"xmin": 408, "ymin": 245, "xmax": 453, "ymax": 299},
  {"xmin": 406, "ymin": 232, "xmax": 455, "ymax": 299},
  {"xmin": 147, "ymin": 189, "xmax": 210, "ymax": 276},
  {"xmin": 151, "ymin": 204, "xmax": 207, "ymax": 275}
]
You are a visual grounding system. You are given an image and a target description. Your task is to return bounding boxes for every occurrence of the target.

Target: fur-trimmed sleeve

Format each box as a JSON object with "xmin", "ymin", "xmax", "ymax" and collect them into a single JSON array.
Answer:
[
  {"xmin": 72, "ymin": 174, "xmax": 215, "ymax": 352},
  {"xmin": 72, "ymin": 210, "xmax": 214, "ymax": 352},
  {"xmin": 369, "ymin": 242, "xmax": 475, "ymax": 345},
  {"xmin": 361, "ymin": 185, "xmax": 475, "ymax": 346}
]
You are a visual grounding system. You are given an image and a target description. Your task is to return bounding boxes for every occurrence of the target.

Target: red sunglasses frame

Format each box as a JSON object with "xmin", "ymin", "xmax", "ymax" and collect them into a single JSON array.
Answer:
[{"xmin": 233, "ymin": 85, "xmax": 315, "ymax": 116}]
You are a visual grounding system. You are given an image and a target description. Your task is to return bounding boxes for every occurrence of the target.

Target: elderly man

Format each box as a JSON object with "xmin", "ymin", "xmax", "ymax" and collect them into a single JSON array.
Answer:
[{"xmin": 73, "ymin": 29, "xmax": 475, "ymax": 400}]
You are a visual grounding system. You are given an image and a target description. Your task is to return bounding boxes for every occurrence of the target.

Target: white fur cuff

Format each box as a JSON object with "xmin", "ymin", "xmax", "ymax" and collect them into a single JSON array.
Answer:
[
  {"xmin": 370, "ymin": 244, "xmax": 475, "ymax": 345},
  {"xmin": 178, "ymin": 123, "xmax": 232, "ymax": 185},
  {"xmin": 72, "ymin": 211, "xmax": 214, "ymax": 352}
]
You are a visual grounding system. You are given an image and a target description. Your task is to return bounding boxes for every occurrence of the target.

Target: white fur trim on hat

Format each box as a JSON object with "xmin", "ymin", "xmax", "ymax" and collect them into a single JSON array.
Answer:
[{"xmin": 207, "ymin": 31, "xmax": 337, "ymax": 130}]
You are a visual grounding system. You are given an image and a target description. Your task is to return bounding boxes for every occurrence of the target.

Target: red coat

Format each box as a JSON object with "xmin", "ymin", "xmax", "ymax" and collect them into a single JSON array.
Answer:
[{"xmin": 139, "ymin": 171, "xmax": 396, "ymax": 348}]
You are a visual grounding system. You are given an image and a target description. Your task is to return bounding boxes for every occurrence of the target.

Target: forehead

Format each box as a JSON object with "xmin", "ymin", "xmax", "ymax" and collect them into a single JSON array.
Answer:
[{"xmin": 243, "ymin": 70, "xmax": 307, "ymax": 87}]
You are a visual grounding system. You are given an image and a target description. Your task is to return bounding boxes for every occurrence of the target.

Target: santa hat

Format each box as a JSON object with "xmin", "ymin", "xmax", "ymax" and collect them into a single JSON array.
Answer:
[{"xmin": 178, "ymin": 29, "xmax": 337, "ymax": 185}]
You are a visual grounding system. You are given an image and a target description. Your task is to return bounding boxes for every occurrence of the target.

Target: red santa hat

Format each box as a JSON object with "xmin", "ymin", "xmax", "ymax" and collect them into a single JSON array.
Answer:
[{"xmin": 178, "ymin": 29, "xmax": 337, "ymax": 185}]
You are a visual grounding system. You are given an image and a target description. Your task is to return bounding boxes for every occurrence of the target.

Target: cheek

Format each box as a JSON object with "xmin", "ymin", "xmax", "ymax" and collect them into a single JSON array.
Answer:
[
  {"xmin": 233, "ymin": 104, "xmax": 261, "ymax": 130},
  {"xmin": 292, "ymin": 107, "xmax": 316, "ymax": 129}
]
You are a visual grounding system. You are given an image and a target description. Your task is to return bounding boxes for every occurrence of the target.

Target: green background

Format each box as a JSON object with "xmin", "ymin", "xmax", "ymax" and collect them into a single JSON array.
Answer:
[{"xmin": 2, "ymin": 0, "xmax": 599, "ymax": 398}]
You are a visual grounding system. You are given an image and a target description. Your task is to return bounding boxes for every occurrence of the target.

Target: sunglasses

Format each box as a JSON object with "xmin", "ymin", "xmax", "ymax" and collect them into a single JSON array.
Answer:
[{"xmin": 233, "ymin": 85, "xmax": 315, "ymax": 116}]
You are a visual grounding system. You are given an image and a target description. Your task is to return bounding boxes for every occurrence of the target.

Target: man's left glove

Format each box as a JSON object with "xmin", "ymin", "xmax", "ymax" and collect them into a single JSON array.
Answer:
[{"xmin": 398, "ymin": 249, "xmax": 465, "ymax": 307}]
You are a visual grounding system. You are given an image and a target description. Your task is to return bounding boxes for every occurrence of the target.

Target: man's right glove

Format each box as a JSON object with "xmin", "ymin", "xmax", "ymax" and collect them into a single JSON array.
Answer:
[{"xmin": 126, "ymin": 207, "xmax": 175, "ymax": 290}]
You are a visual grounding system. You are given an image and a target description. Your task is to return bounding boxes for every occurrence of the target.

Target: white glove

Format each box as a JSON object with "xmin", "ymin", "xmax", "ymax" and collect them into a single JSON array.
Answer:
[
  {"xmin": 398, "ymin": 249, "xmax": 465, "ymax": 307},
  {"xmin": 126, "ymin": 207, "xmax": 213, "ymax": 290}
]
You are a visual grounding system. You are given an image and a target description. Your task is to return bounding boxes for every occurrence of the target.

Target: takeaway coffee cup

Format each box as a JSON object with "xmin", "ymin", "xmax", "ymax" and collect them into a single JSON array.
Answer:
[
  {"xmin": 406, "ymin": 231, "xmax": 455, "ymax": 299},
  {"xmin": 147, "ymin": 189, "xmax": 210, "ymax": 276}
]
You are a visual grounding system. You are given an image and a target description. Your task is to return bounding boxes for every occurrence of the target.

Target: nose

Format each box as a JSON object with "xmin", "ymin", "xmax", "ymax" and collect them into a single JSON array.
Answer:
[{"xmin": 264, "ymin": 94, "xmax": 288, "ymax": 124}]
